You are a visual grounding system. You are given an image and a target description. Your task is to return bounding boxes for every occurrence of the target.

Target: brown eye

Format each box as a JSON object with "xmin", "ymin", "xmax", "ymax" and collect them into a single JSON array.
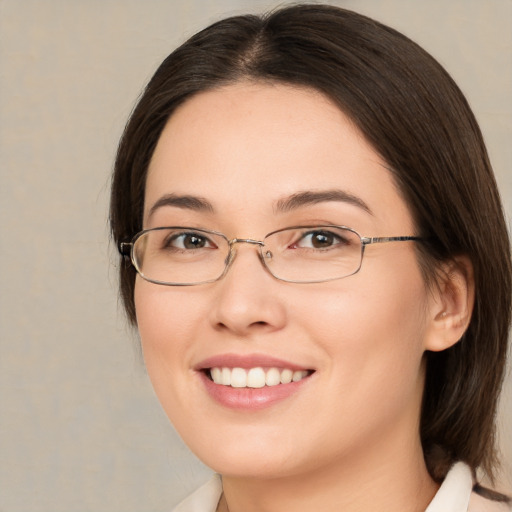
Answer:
[
  {"xmin": 166, "ymin": 232, "xmax": 213, "ymax": 250},
  {"xmin": 296, "ymin": 231, "xmax": 341, "ymax": 249},
  {"xmin": 311, "ymin": 232, "xmax": 335, "ymax": 248},
  {"xmin": 182, "ymin": 234, "xmax": 207, "ymax": 249}
]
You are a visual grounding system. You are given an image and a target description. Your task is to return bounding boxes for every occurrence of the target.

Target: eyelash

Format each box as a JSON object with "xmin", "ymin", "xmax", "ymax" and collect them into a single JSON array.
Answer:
[
  {"xmin": 164, "ymin": 232, "xmax": 216, "ymax": 250},
  {"xmin": 291, "ymin": 230, "xmax": 349, "ymax": 250},
  {"xmin": 161, "ymin": 228, "xmax": 350, "ymax": 251}
]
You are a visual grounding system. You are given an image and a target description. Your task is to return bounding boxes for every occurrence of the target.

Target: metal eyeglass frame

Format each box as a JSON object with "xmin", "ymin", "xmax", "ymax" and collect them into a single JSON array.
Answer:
[{"xmin": 119, "ymin": 225, "xmax": 423, "ymax": 286}]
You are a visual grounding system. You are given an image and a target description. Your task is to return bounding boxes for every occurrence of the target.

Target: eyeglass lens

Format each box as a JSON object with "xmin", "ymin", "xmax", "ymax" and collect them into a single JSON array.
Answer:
[{"xmin": 132, "ymin": 226, "xmax": 364, "ymax": 285}]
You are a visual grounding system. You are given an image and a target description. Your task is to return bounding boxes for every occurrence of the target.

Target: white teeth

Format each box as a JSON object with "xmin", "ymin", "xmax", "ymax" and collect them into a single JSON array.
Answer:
[
  {"xmin": 221, "ymin": 367, "xmax": 231, "ymax": 386},
  {"xmin": 247, "ymin": 367, "xmax": 266, "ymax": 388},
  {"xmin": 209, "ymin": 366, "xmax": 311, "ymax": 388},
  {"xmin": 211, "ymin": 367, "xmax": 222, "ymax": 384},
  {"xmin": 280, "ymin": 368, "xmax": 293, "ymax": 384},
  {"xmin": 231, "ymin": 367, "xmax": 247, "ymax": 388},
  {"xmin": 293, "ymin": 370, "xmax": 308, "ymax": 382},
  {"xmin": 265, "ymin": 368, "xmax": 281, "ymax": 387}
]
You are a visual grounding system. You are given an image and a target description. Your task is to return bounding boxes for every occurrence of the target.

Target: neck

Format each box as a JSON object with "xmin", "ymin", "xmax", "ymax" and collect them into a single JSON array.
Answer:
[{"xmin": 218, "ymin": 431, "xmax": 438, "ymax": 512}]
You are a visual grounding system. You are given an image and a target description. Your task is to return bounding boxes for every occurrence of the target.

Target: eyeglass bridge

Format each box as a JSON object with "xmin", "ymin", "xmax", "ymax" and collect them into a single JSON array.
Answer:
[
  {"xmin": 228, "ymin": 238, "xmax": 273, "ymax": 260},
  {"xmin": 229, "ymin": 238, "xmax": 264, "ymax": 246}
]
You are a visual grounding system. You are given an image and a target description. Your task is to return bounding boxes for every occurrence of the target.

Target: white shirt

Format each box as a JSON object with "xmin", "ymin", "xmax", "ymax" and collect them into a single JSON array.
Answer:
[{"xmin": 172, "ymin": 462, "xmax": 511, "ymax": 512}]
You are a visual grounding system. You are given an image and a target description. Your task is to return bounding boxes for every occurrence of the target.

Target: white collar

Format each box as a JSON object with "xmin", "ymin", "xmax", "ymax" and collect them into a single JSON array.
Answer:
[
  {"xmin": 425, "ymin": 462, "xmax": 473, "ymax": 512},
  {"xmin": 173, "ymin": 462, "xmax": 474, "ymax": 512},
  {"xmin": 172, "ymin": 474, "xmax": 222, "ymax": 512}
]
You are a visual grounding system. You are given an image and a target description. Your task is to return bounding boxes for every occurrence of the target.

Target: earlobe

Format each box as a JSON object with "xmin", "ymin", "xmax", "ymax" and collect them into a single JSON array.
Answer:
[{"xmin": 424, "ymin": 256, "xmax": 475, "ymax": 352}]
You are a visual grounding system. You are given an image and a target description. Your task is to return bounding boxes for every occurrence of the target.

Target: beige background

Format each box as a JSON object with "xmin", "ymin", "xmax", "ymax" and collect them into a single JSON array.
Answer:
[{"xmin": 0, "ymin": 0, "xmax": 510, "ymax": 510}]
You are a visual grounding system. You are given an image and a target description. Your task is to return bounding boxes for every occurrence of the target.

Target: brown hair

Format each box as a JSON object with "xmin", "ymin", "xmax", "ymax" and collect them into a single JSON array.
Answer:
[{"xmin": 110, "ymin": 4, "xmax": 511, "ymax": 493}]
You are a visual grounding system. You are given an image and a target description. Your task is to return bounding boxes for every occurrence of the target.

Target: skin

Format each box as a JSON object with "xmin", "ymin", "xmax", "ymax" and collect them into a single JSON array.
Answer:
[{"xmin": 135, "ymin": 82, "xmax": 473, "ymax": 512}]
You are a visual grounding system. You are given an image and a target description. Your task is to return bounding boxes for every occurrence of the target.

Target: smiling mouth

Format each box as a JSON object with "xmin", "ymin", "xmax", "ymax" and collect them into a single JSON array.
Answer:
[{"xmin": 206, "ymin": 367, "xmax": 314, "ymax": 388}]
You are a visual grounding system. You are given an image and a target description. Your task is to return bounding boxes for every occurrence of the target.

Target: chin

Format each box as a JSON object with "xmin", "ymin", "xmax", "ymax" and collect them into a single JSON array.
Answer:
[
  {"xmin": 182, "ymin": 430, "xmax": 303, "ymax": 479},
  {"xmin": 207, "ymin": 456, "xmax": 300, "ymax": 480}
]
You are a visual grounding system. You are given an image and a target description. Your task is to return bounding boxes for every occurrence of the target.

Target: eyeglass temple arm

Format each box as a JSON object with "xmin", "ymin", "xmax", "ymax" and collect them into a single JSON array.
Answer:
[
  {"xmin": 119, "ymin": 242, "xmax": 132, "ymax": 257},
  {"xmin": 361, "ymin": 236, "xmax": 422, "ymax": 245}
]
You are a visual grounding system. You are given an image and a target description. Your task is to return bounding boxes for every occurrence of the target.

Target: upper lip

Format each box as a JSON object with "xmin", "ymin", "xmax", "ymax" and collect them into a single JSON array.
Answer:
[{"xmin": 195, "ymin": 353, "xmax": 313, "ymax": 371}]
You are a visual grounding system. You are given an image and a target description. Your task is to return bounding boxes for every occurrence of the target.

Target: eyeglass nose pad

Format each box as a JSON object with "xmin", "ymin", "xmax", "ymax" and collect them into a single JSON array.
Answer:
[
  {"xmin": 262, "ymin": 249, "xmax": 273, "ymax": 260},
  {"xmin": 258, "ymin": 249, "xmax": 275, "ymax": 277}
]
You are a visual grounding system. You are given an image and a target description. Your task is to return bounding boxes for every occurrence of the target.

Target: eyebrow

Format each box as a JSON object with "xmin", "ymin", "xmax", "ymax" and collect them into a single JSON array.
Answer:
[
  {"xmin": 148, "ymin": 188, "xmax": 373, "ymax": 219},
  {"xmin": 274, "ymin": 189, "xmax": 373, "ymax": 215},
  {"xmin": 148, "ymin": 193, "xmax": 214, "ymax": 218}
]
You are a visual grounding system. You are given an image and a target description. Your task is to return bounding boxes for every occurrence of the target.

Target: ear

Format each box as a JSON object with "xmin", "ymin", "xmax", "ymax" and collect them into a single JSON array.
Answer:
[{"xmin": 424, "ymin": 256, "xmax": 475, "ymax": 352}]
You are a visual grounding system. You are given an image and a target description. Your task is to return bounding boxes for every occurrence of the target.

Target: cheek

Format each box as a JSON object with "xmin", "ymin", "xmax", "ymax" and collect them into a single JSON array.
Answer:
[
  {"xmin": 134, "ymin": 279, "xmax": 199, "ymax": 394},
  {"xmin": 292, "ymin": 266, "xmax": 429, "ymax": 403},
  {"xmin": 135, "ymin": 277, "xmax": 204, "ymax": 345},
  {"xmin": 292, "ymin": 281, "xmax": 428, "ymax": 447},
  {"xmin": 133, "ymin": 279, "xmax": 222, "ymax": 448},
  {"xmin": 294, "ymin": 270, "xmax": 427, "ymax": 348}
]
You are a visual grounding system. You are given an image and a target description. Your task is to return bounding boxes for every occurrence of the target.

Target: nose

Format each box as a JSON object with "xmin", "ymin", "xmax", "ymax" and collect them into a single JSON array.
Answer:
[{"xmin": 209, "ymin": 240, "xmax": 287, "ymax": 336}]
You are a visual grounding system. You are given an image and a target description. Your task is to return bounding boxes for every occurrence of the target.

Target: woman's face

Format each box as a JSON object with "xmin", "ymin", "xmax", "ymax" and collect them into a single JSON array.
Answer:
[{"xmin": 135, "ymin": 82, "xmax": 438, "ymax": 479}]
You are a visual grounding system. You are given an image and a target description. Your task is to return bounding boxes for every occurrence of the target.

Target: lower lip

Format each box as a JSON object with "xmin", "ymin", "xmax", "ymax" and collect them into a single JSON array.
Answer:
[{"xmin": 199, "ymin": 371, "xmax": 311, "ymax": 410}]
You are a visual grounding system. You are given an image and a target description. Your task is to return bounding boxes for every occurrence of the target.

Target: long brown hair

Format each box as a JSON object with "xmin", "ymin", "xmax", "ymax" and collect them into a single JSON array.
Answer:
[{"xmin": 110, "ymin": 4, "xmax": 511, "ymax": 493}]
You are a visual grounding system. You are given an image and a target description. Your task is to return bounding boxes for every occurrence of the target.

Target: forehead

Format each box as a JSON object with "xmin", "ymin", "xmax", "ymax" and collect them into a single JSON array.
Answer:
[{"xmin": 145, "ymin": 82, "xmax": 412, "ymax": 232}]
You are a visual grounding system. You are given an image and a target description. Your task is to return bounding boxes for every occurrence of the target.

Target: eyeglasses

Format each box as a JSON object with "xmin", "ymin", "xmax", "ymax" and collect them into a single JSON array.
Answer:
[{"xmin": 119, "ymin": 225, "xmax": 422, "ymax": 286}]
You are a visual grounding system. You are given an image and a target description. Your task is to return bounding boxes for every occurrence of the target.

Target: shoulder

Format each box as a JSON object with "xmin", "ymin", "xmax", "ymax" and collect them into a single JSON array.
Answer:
[
  {"xmin": 469, "ymin": 492, "xmax": 511, "ymax": 512},
  {"xmin": 172, "ymin": 474, "xmax": 223, "ymax": 512}
]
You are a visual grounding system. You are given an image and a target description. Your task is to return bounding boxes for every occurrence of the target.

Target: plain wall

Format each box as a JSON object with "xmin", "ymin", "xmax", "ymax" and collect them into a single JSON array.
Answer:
[{"xmin": 0, "ymin": 0, "xmax": 510, "ymax": 510}]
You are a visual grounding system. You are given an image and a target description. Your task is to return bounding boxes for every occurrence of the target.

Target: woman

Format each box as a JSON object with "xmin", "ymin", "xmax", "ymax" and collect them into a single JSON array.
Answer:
[{"xmin": 110, "ymin": 4, "xmax": 511, "ymax": 511}]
